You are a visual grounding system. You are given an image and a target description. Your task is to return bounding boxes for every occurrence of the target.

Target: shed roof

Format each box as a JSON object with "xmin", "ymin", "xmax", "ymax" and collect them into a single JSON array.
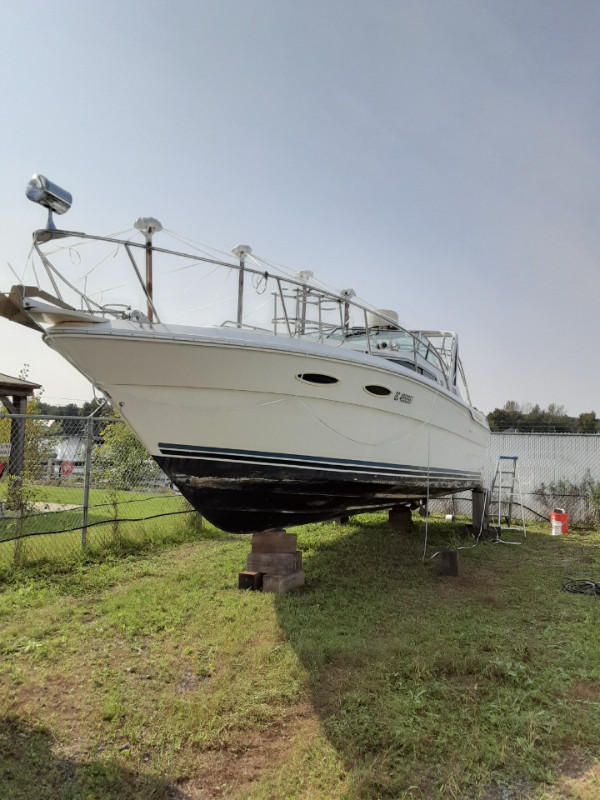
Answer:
[{"xmin": 0, "ymin": 372, "xmax": 41, "ymax": 397}]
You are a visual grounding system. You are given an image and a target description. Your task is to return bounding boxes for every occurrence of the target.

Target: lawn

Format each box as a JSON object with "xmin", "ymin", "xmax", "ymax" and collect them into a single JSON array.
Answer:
[{"xmin": 1, "ymin": 514, "xmax": 600, "ymax": 799}]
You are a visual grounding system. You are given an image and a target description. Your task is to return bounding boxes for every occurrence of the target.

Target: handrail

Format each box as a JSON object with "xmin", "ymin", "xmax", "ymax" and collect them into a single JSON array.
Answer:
[{"xmin": 28, "ymin": 228, "xmax": 458, "ymax": 391}]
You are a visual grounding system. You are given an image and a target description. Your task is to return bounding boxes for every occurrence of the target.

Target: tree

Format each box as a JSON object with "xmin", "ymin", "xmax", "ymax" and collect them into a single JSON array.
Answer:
[
  {"xmin": 577, "ymin": 412, "xmax": 599, "ymax": 434},
  {"xmin": 92, "ymin": 416, "xmax": 159, "ymax": 492},
  {"xmin": 91, "ymin": 415, "xmax": 161, "ymax": 546},
  {"xmin": 487, "ymin": 400, "xmax": 523, "ymax": 431},
  {"xmin": 0, "ymin": 395, "xmax": 55, "ymax": 563},
  {"xmin": 0, "ymin": 396, "xmax": 54, "ymax": 503}
]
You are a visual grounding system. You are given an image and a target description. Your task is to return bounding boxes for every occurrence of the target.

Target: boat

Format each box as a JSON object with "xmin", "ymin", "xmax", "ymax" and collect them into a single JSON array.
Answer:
[{"xmin": 0, "ymin": 175, "xmax": 490, "ymax": 533}]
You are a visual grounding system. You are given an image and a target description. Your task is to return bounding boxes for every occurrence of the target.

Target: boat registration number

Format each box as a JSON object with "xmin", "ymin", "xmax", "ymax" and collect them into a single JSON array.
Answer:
[{"xmin": 394, "ymin": 392, "xmax": 413, "ymax": 404}]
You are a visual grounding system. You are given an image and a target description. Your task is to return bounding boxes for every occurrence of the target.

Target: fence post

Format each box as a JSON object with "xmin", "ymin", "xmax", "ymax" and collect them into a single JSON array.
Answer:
[{"xmin": 81, "ymin": 416, "xmax": 94, "ymax": 550}]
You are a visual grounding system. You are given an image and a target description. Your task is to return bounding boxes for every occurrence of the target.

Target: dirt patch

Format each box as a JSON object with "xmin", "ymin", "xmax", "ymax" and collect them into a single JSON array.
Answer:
[
  {"xmin": 433, "ymin": 564, "xmax": 508, "ymax": 605},
  {"xmin": 10, "ymin": 674, "xmax": 84, "ymax": 718},
  {"xmin": 559, "ymin": 748, "xmax": 595, "ymax": 780},
  {"xmin": 554, "ymin": 752, "xmax": 600, "ymax": 800},
  {"xmin": 32, "ymin": 502, "xmax": 80, "ymax": 513},
  {"xmin": 171, "ymin": 703, "xmax": 319, "ymax": 799},
  {"xmin": 568, "ymin": 679, "xmax": 600, "ymax": 703},
  {"xmin": 8, "ymin": 673, "xmax": 94, "ymax": 757}
]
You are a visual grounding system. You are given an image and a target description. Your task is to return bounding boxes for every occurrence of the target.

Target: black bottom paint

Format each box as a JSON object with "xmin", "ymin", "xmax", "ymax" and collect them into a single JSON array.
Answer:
[{"xmin": 154, "ymin": 453, "xmax": 481, "ymax": 534}]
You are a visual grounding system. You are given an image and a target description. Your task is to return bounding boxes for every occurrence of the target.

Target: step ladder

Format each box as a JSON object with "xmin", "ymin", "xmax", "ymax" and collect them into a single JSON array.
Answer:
[{"xmin": 489, "ymin": 456, "xmax": 526, "ymax": 540}]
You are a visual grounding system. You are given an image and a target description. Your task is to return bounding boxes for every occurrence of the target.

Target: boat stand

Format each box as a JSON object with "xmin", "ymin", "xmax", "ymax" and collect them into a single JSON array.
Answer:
[
  {"xmin": 388, "ymin": 506, "xmax": 413, "ymax": 532},
  {"xmin": 239, "ymin": 529, "xmax": 305, "ymax": 593}
]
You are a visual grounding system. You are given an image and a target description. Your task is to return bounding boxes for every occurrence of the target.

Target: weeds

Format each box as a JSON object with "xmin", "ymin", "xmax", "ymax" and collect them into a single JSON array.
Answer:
[{"xmin": 534, "ymin": 469, "xmax": 599, "ymax": 527}]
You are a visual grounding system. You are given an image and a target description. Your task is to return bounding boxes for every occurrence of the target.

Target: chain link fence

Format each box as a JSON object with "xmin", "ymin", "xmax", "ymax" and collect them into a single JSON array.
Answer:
[
  {"xmin": 433, "ymin": 432, "xmax": 600, "ymax": 526},
  {"xmin": 0, "ymin": 413, "xmax": 196, "ymax": 569}
]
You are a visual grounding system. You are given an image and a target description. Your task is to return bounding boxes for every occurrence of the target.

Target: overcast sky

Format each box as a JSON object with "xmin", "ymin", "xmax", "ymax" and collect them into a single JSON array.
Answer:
[{"xmin": 1, "ymin": 0, "xmax": 600, "ymax": 415}]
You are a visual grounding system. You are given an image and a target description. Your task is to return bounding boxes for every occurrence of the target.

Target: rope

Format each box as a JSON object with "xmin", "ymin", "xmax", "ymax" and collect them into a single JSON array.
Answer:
[{"xmin": 421, "ymin": 392, "xmax": 438, "ymax": 562}]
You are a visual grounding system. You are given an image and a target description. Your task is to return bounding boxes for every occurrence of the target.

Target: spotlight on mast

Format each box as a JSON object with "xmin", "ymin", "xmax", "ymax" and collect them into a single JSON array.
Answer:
[{"xmin": 26, "ymin": 174, "xmax": 72, "ymax": 230}]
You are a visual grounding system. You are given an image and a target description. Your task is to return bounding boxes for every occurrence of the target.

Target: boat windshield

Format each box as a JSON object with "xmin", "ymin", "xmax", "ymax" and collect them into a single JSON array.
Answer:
[
  {"xmin": 327, "ymin": 327, "xmax": 444, "ymax": 369},
  {"xmin": 327, "ymin": 327, "xmax": 414, "ymax": 349}
]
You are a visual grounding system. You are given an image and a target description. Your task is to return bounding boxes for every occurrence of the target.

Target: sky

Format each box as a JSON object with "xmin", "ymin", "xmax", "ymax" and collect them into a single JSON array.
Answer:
[{"xmin": 1, "ymin": 0, "xmax": 600, "ymax": 415}]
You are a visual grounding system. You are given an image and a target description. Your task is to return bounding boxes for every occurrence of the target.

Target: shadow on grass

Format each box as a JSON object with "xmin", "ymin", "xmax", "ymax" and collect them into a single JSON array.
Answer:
[
  {"xmin": 274, "ymin": 515, "xmax": 600, "ymax": 799},
  {"xmin": 0, "ymin": 716, "xmax": 183, "ymax": 800}
]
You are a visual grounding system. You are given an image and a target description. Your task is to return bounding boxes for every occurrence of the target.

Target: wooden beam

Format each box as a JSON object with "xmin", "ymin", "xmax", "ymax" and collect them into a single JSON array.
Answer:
[{"xmin": 8, "ymin": 396, "xmax": 27, "ymax": 477}]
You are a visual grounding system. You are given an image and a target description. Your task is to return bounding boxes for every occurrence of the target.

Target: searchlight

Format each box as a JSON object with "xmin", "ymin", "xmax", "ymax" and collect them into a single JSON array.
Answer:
[{"xmin": 26, "ymin": 174, "xmax": 72, "ymax": 230}]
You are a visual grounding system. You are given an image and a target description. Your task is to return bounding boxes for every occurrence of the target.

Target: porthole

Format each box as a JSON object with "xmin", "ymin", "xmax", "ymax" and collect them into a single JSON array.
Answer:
[
  {"xmin": 364, "ymin": 384, "xmax": 391, "ymax": 397},
  {"xmin": 296, "ymin": 373, "xmax": 339, "ymax": 385}
]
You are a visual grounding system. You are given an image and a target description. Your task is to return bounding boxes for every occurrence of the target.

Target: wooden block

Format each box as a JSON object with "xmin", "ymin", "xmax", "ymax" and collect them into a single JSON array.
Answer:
[
  {"xmin": 389, "ymin": 507, "xmax": 413, "ymax": 532},
  {"xmin": 262, "ymin": 570, "xmax": 305, "ymax": 593},
  {"xmin": 441, "ymin": 550, "xmax": 460, "ymax": 577},
  {"xmin": 238, "ymin": 571, "xmax": 263, "ymax": 590},
  {"xmin": 251, "ymin": 530, "xmax": 297, "ymax": 553},
  {"xmin": 247, "ymin": 551, "xmax": 302, "ymax": 575}
]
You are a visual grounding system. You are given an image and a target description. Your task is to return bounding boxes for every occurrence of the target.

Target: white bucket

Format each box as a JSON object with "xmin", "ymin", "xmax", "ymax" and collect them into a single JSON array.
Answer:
[{"xmin": 551, "ymin": 519, "xmax": 563, "ymax": 536}]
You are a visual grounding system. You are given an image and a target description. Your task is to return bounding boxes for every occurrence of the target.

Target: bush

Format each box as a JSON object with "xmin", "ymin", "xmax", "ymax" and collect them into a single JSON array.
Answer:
[{"xmin": 534, "ymin": 469, "xmax": 598, "ymax": 528}]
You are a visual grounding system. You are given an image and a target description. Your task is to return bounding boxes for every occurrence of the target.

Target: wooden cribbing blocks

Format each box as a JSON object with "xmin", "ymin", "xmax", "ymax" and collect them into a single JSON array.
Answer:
[
  {"xmin": 238, "ymin": 570, "xmax": 263, "ymax": 590},
  {"xmin": 251, "ymin": 530, "xmax": 297, "ymax": 553},
  {"xmin": 239, "ymin": 528, "xmax": 305, "ymax": 593},
  {"xmin": 246, "ymin": 551, "xmax": 302, "ymax": 574},
  {"xmin": 263, "ymin": 570, "xmax": 306, "ymax": 593}
]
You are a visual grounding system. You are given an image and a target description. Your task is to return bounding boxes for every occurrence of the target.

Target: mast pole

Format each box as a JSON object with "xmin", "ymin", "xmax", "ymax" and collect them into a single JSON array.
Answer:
[
  {"xmin": 134, "ymin": 217, "xmax": 163, "ymax": 324},
  {"xmin": 232, "ymin": 245, "xmax": 252, "ymax": 328},
  {"xmin": 145, "ymin": 239, "xmax": 153, "ymax": 323}
]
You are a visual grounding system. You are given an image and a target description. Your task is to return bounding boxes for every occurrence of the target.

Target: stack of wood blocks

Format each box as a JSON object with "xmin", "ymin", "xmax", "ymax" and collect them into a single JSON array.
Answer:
[{"xmin": 238, "ymin": 529, "xmax": 305, "ymax": 593}]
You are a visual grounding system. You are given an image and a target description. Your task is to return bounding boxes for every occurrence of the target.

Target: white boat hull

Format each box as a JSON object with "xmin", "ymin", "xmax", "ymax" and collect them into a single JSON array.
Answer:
[{"xmin": 43, "ymin": 321, "xmax": 489, "ymax": 532}]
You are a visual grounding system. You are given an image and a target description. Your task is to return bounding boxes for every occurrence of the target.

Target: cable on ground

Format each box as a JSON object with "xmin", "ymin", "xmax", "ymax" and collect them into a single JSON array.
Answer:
[{"xmin": 562, "ymin": 579, "xmax": 600, "ymax": 597}]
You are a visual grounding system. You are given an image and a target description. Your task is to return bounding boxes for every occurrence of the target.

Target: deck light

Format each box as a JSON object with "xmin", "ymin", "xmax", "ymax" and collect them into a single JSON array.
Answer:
[{"xmin": 26, "ymin": 174, "xmax": 72, "ymax": 230}]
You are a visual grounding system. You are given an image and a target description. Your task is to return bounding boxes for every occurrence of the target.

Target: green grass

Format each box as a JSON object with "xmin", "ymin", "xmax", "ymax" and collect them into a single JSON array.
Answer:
[{"xmin": 1, "ymin": 514, "xmax": 600, "ymax": 799}]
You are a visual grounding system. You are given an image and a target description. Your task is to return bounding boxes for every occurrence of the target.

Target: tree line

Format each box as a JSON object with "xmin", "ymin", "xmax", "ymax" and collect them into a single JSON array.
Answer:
[
  {"xmin": 37, "ymin": 400, "xmax": 108, "ymax": 418},
  {"xmin": 487, "ymin": 401, "xmax": 598, "ymax": 433}
]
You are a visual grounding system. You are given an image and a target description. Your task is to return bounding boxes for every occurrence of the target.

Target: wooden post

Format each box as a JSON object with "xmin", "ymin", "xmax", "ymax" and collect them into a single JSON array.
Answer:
[
  {"xmin": 8, "ymin": 396, "xmax": 27, "ymax": 478},
  {"xmin": 389, "ymin": 506, "xmax": 413, "ymax": 533},
  {"xmin": 441, "ymin": 550, "xmax": 460, "ymax": 577},
  {"xmin": 472, "ymin": 488, "xmax": 489, "ymax": 534}
]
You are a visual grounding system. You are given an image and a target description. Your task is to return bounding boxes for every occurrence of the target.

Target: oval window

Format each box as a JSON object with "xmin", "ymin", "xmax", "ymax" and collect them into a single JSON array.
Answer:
[
  {"xmin": 364, "ymin": 384, "xmax": 391, "ymax": 396},
  {"xmin": 296, "ymin": 373, "xmax": 339, "ymax": 385}
]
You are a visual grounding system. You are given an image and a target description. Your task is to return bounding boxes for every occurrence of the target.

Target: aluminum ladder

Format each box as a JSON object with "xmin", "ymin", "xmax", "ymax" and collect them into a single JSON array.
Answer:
[{"xmin": 489, "ymin": 456, "xmax": 526, "ymax": 539}]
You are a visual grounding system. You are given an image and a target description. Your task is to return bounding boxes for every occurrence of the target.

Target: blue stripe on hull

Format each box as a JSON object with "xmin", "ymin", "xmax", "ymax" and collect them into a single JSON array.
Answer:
[{"xmin": 157, "ymin": 442, "xmax": 480, "ymax": 482}]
